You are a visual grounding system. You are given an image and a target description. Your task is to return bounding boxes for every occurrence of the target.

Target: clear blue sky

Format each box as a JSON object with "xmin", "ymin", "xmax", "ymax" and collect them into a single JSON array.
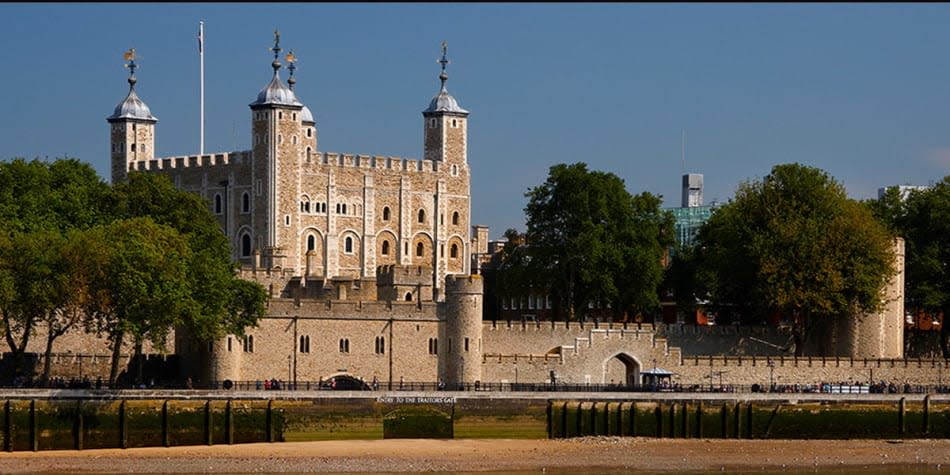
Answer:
[{"xmin": 3, "ymin": 3, "xmax": 950, "ymax": 238}]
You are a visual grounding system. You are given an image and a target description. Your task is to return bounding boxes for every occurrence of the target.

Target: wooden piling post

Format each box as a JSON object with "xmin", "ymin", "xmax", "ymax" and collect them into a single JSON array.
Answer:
[
  {"xmin": 118, "ymin": 400, "xmax": 127, "ymax": 449},
  {"xmin": 73, "ymin": 400, "xmax": 83, "ymax": 451},
  {"xmin": 266, "ymin": 400, "xmax": 274, "ymax": 443},
  {"xmin": 898, "ymin": 397, "xmax": 906, "ymax": 437},
  {"xmin": 695, "ymin": 401, "xmax": 704, "ymax": 439},
  {"xmin": 204, "ymin": 400, "xmax": 213, "ymax": 446},
  {"xmin": 4, "ymin": 401, "xmax": 12, "ymax": 452},
  {"xmin": 923, "ymin": 395, "xmax": 931, "ymax": 436},
  {"xmin": 162, "ymin": 400, "xmax": 169, "ymax": 447},
  {"xmin": 745, "ymin": 402, "xmax": 753, "ymax": 439},
  {"xmin": 29, "ymin": 400, "xmax": 37, "ymax": 452},
  {"xmin": 225, "ymin": 400, "xmax": 234, "ymax": 445}
]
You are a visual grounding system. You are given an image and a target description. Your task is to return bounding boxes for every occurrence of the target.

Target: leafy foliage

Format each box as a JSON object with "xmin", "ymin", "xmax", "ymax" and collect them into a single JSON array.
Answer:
[
  {"xmin": 0, "ymin": 159, "xmax": 267, "ymax": 386},
  {"xmin": 885, "ymin": 179, "xmax": 950, "ymax": 356},
  {"xmin": 519, "ymin": 163, "xmax": 673, "ymax": 320},
  {"xmin": 694, "ymin": 163, "xmax": 895, "ymax": 353}
]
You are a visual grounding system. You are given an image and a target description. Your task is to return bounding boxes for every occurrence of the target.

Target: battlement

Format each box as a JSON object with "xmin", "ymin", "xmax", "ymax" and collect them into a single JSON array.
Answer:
[
  {"xmin": 131, "ymin": 151, "xmax": 250, "ymax": 173},
  {"xmin": 376, "ymin": 265, "xmax": 433, "ymax": 286},
  {"xmin": 308, "ymin": 152, "xmax": 443, "ymax": 174},
  {"xmin": 127, "ymin": 149, "xmax": 453, "ymax": 176},
  {"xmin": 265, "ymin": 297, "xmax": 439, "ymax": 320},
  {"xmin": 445, "ymin": 274, "xmax": 483, "ymax": 294}
]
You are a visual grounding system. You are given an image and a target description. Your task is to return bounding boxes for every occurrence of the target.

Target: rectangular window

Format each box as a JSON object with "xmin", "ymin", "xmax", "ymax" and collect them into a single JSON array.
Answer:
[{"xmin": 464, "ymin": 337, "xmax": 470, "ymax": 352}]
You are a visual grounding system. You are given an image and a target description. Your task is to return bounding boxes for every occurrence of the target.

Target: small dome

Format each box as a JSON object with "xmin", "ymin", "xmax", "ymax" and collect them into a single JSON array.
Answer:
[
  {"xmin": 424, "ymin": 86, "xmax": 468, "ymax": 115},
  {"xmin": 300, "ymin": 105, "xmax": 314, "ymax": 124},
  {"xmin": 107, "ymin": 88, "xmax": 157, "ymax": 122},
  {"xmin": 250, "ymin": 72, "xmax": 302, "ymax": 108}
]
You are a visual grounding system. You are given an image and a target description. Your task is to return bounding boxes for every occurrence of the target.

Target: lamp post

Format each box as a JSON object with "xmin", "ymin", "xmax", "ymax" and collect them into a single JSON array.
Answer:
[{"xmin": 767, "ymin": 358, "xmax": 775, "ymax": 393}]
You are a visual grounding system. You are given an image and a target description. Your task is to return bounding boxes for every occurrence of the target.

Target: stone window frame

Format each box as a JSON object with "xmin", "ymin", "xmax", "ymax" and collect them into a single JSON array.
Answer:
[
  {"xmin": 415, "ymin": 242, "xmax": 424, "ymax": 258},
  {"xmin": 241, "ymin": 192, "xmax": 251, "ymax": 213},
  {"xmin": 344, "ymin": 236, "xmax": 354, "ymax": 254},
  {"xmin": 240, "ymin": 232, "xmax": 253, "ymax": 257},
  {"xmin": 381, "ymin": 240, "xmax": 390, "ymax": 256},
  {"xmin": 428, "ymin": 338, "xmax": 438, "ymax": 355},
  {"xmin": 243, "ymin": 335, "xmax": 254, "ymax": 353},
  {"xmin": 339, "ymin": 338, "xmax": 350, "ymax": 353},
  {"xmin": 382, "ymin": 206, "xmax": 391, "ymax": 221},
  {"xmin": 307, "ymin": 234, "xmax": 316, "ymax": 252},
  {"xmin": 417, "ymin": 209, "xmax": 426, "ymax": 224},
  {"xmin": 299, "ymin": 335, "xmax": 310, "ymax": 353},
  {"xmin": 214, "ymin": 193, "xmax": 223, "ymax": 215},
  {"xmin": 374, "ymin": 336, "xmax": 385, "ymax": 355},
  {"xmin": 452, "ymin": 211, "xmax": 459, "ymax": 226},
  {"xmin": 450, "ymin": 243, "xmax": 459, "ymax": 259}
]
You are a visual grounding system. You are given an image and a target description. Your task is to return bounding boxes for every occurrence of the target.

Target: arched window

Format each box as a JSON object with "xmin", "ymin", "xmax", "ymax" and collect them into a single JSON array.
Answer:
[
  {"xmin": 242, "ymin": 192, "xmax": 250, "ymax": 213},
  {"xmin": 418, "ymin": 209, "xmax": 425, "ymax": 223},
  {"xmin": 345, "ymin": 236, "xmax": 353, "ymax": 254},
  {"xmin": 382, "ymin": 207, "xmax": 390, "ymax": 221},
  {"xmin": 416, "ymin": 242, "xmax": 424, "ymax": 257},
  {"xmin": 241, "ymin": 233, "xmax": 252, "ymax": 257},
  {"xmin": 381, "ymin": 240, "xmax": 390, "ymax": 255},
  {"xmin": 307, "ymin": 128, "xmax": 312, "ymax": 138},
  {"xmin": 405, "ymin": 292, "xmax": 413, "ymax": 302},
  {"xmin": 452, "ymin": 211, "xmax": 459, "ymax": 225},
  {"xmin": 307, "ymin": 235, "xmax": 316, "ymax": 252},
  {"xmin": 450, "ymin": 243, "xmax": 459, "ymax": 258},
  {"xmin": 306, "ymin": 147, "xmax": 312, "ymax": 163},
  {"xmin": 342, "ymin": 203, "xmax": 348, "ymax": 214},
  {"xmin": 214, "ymin": 194, "xmax": 222, "ymax": 214}
]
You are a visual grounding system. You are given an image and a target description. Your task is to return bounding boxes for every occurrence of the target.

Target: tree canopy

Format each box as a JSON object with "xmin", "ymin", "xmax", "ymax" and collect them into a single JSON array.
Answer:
[
  {"xmin": 0, "ymin": 159, "xmax": 267, "ymax": 386},
  {"xmin": 876, "ymin": 179, "xmax": 950, "ymax": 356},
  {"xmin": 693, "ymin": 163, "xmax": 895, "ymax": 354},
  {"xmin": 517, "ymin": 163, "xmax": 674, "ymax": 320}
]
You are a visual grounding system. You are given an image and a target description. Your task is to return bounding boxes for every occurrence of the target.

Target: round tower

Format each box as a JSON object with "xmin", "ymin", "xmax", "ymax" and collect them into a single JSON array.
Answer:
[
  {"xmin": 107, "ymin": 48, "xmax": 157, "ymax": 184},
  {"xmin": 210, "ymin": 335, "xmax": 242, "ymax": 386},
  {"xmin": 440, "ymin": 274, "xmax": 483, "ymax": 387}
]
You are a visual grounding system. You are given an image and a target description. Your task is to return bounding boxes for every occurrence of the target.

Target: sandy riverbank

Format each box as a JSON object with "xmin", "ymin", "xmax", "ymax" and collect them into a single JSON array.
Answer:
[{"xmin": 1, "ymin": 437, "xmax": 949, "ymax": 474}]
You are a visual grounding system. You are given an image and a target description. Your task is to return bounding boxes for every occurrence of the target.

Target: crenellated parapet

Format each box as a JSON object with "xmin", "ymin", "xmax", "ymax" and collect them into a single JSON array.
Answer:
[{"xmin": 305, "ymin": 152, "xmax": 446, "ymax": 175}]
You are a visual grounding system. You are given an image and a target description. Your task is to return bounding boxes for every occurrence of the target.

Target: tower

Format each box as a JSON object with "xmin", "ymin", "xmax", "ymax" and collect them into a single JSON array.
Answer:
[
  {"xmin": 248, "ymin": 31, "xmax": 305, "ymax": 269},
  {"xmin": 422, "ymin": 42, "xmax": 472, "ymax": 299},
  {"xmin": 422, "ymin": 41, "xmax": 469, "ymax": 164},
  {"xmin": 440, "ymin": 274, "xmax": 483, "ymax": 386},
  {"xmin": 107, "ymin": 48, "xmax": 157, "ymax": 184}
]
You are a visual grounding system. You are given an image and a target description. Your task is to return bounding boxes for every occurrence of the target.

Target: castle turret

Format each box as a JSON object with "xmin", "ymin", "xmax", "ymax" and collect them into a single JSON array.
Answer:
[
  {"xmin": 423, "ymin": 41, "xmax": 469, "ymax": 165},
  {"xmin": 440, "ymin": 274, "xmax": 483, "ymax": 387},
  {"xmin": 108, "ymin": 48, "xmax": 157, "ymax": 184},
  {"xmin": 248, "ymin": 31, "xmax": 305, "ymax": 270},
  {"xmin": 423, "ymin": 42, "xmax": 472, "ymax": 298}
]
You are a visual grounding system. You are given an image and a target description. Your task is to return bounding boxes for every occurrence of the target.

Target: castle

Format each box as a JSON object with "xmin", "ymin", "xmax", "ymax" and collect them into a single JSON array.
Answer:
[{"xmin": 12, "ymin": 33, "xmax": 930, "ymax": 391}]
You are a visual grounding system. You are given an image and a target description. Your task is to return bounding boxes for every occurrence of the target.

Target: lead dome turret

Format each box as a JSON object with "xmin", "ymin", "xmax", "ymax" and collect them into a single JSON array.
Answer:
[{"xmin": 107, "ymin": 49, "xmax": 157, "ymax": 123}]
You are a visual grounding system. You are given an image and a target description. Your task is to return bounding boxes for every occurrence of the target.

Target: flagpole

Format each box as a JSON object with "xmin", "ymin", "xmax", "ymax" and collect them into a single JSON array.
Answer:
[{"xmin": 199, "ymin": 20, "xmax": 205, "ymax": 155}]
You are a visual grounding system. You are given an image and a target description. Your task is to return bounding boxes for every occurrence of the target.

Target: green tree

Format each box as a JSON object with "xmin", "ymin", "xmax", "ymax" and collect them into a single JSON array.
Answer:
[
  {"xmin": 0, "ymin": 159, "xmax": 110, "ymax": 381},
  {"xmin": 523, "ymin": 163, "xmax": 673, "ymax": 320},
  {"xmin": 81, "ymin": 218, "xmax": 194, "ymax": 385},
  {"xmin": 896, "ymin": 178, "xmax": 950, "ymax": 356},
  {"xmin": 111, "ymin": 173, "xmax": 265, "ymax": 342},
  {"xmin": 695, "ymin": 163, "xmax": 895, "ymax": 355}
]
